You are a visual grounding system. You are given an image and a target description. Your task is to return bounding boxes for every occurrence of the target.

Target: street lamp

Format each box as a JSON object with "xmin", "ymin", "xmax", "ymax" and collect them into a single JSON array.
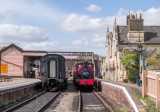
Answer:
[
  {"xmin": 137, "ymin": 43, "xmax": 143, "ymax": 74},
  {"xmin": 135, "ymin": 43, "xmax": 143, "ymax": 86}
]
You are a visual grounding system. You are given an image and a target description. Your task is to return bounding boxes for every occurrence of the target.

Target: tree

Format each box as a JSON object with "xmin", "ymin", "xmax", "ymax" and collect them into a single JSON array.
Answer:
[
  {"xmin": 121, "ymin": 49, "xmax": 140, "ymax": 83},
  {"xmin": 146, "ymin": 53, "xmax": 160, "ymax": 70}
]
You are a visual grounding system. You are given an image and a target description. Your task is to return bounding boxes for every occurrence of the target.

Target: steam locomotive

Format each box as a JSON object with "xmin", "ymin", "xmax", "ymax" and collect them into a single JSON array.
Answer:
[
  {"xmin": 40, "ymin": 54, "xmax": 67, "ymax": 91},
  {"xmin": 73, "ymin": 62, "xmax": 95, "ymax": 89}
]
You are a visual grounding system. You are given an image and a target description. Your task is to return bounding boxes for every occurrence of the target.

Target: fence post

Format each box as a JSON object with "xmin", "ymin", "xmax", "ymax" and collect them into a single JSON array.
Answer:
[
  {"xmin": 142, "ymin": 70, "xmax": 147, "ymax": 98},
  {"xmin": 156, "ymin": 74, "xmax": 160, "ymax": 108}
]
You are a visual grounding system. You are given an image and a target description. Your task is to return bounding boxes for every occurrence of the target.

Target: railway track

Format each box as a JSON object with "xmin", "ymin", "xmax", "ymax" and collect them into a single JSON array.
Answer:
[
  {"xmin": 78, "ymin": 90, "xmax": 114, "ymax": 112},
  {"xmin": 4, "ymin": 91, "xmax": 61, "ymax": 112}
]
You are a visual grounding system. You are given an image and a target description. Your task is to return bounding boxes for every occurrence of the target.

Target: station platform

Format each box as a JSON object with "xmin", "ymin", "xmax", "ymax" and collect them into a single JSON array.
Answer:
[
  {"xmin": 0, "ymin": 78, "xmax": 41, "ymax": 91},
  {"xmin": 98, "ymin": 79, "xmax": 146, "ymax": 112}
]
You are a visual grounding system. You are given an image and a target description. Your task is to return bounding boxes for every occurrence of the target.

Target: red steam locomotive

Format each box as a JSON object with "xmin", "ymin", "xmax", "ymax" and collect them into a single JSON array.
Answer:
[{"xmin": 73, "ymin": 62, "xmax": 95, "ymax": 89}]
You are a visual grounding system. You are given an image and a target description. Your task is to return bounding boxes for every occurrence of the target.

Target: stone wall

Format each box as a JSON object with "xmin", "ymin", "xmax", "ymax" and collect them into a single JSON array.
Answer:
[
  {"xmin": 101, "ymin": 82, "xmax": 137, "ymax": 112},
  {"xmin": 0, "ymin": 82, "xmax": 41, "ymax": 104}
]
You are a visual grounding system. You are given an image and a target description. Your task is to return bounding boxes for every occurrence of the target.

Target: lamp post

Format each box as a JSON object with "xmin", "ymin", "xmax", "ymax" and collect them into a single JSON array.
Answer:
[
  {"xmin": 137, "ymin": 43, "xmax": 143, "ymax": 74},
  {"xmin": 135, "ymin": 43, "xmax": 143, "ymax": 86}
]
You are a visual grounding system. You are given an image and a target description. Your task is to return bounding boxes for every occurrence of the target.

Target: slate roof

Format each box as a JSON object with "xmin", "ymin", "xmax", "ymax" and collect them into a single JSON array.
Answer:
[{"xmin": 117, "ymin": 26, "xmax": 160, "ymax": 44}]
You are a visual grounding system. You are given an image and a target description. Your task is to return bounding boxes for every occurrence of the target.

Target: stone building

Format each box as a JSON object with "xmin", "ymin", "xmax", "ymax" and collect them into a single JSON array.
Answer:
[
  {"xmin": 99, "ymin": 56, "xmax": 106, "ymax": 78},
  {"xmin": 105, "ymin": 12, "xmax": 160, "ymax": 81}
]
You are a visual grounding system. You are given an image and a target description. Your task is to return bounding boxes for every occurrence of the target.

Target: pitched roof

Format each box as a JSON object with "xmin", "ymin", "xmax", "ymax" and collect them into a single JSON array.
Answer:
[
  {"xmin": 0, "ymin": 43, "xmax": 23, "ymax": 52},
  {"xmin": 117, "ymin": 26, "xmax": 160, "ymax": 44}
]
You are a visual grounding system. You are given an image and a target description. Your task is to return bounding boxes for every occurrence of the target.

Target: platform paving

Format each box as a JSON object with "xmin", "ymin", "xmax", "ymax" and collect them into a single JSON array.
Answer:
[{"xmin": 0, "ymin": 78, "xmax": 41, "ymax": 91}]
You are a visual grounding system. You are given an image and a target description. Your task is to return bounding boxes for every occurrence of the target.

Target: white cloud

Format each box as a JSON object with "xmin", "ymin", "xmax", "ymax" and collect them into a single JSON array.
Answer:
[
  {"xmin": 72, "ymin": 40, "xmax": 83, "ymax": 46},
  {"xmin": 85, "ymin": 4, "xmax": 101, "ymax": 13},
  {"xmin": 61, "ymin": 7, "xmax": 160, "ymax": 55},
  {"xmin": 60, "ymin": 7, "xmax": 131, "ymax": 33},
  {"xmin": 0, "ymin": 9, "xmax": 20, "ymax": 20},
  {"xmin": 0, "ymin": 24, "xmax": 48, "ymax": 43},
  {"xmin": 72, "ymin": 34, "xmax": 105, "ymax": 50},
  {"xmin": 1, "ymin": 1, "xmax": 160, "ymax": 56},
  {"xmin": 142, "ymin": 7, "xmax": 160, "ymax": 25},
  {"xmin": 115, "ymin": 7, "xmax": 160, "ymax": 26},
  {"xmin": 0, "ymin": 0, "xmax": 66, "ymax": 24},
  {"xmin": 61, "ymin": 7, "xmax": 160, "ymax": 33},
  {"xmin": 21, "ymin": 41, "xmax": 59, "ymax": 51},
  {"xmin": 60, "ymin": 13, "xmax": 112, "ymax": 32},
  {"xmin": 71, "ymin": 36, "xmax": 105, "ymax": 55}
]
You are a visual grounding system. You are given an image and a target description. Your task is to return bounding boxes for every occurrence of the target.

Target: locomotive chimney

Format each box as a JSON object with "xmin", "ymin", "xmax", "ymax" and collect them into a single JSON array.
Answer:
[{"xmin": 85, "ymin": 61, "xmax": 88, "ymax": 69}]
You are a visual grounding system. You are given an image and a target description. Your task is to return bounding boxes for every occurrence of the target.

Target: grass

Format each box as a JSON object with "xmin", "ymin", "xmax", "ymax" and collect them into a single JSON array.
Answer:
[
  {"xmin": 119, "ymin": 107, "xmax": 129, "ymax": 112},
  {"xmin": 0, "ymin": 91, "xmax": 38, "ymax": 110},
  {"xmin": 137, "ymin": 96, "xmax": 160, "ymax": 112},
  {"xmin": 0, "ymin": 95, "xmax": 27, "ymax": 108}
]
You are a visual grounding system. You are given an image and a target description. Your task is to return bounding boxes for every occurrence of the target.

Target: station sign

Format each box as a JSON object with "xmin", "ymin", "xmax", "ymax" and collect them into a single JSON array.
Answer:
[{"xmin": 1, "ymin": 64, "xmax": 8, "ymax": 73}]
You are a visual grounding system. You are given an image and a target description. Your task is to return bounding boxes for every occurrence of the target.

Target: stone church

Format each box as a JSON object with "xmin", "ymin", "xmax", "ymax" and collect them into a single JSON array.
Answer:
[{"xmin": 105, "ymin": 12, "xmax": 160, "ymax": 81}]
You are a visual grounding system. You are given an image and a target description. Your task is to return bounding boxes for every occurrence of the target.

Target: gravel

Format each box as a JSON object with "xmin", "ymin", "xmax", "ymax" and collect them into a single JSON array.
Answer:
[
  {"xmin": 45, "ymin": 80, "xmax": 79, "ymax": 112},
  {"xmin": 13, "ymin": 92, "xmax": 58, "ymax": 112}
]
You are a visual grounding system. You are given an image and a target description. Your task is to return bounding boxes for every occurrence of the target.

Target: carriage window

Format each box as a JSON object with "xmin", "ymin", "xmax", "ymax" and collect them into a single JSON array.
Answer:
[{"xmin": 49, "ymin": 60, "xmax": 56, "ymax": 78}]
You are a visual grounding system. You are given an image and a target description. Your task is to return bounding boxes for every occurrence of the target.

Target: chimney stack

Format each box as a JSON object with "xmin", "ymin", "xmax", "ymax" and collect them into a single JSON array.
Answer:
[{"xmin": 140, "ymin": 14, "xmax": 142, "ymax": 19}]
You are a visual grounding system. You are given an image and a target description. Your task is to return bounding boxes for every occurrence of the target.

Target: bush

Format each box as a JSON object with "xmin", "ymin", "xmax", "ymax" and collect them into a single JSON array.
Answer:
[
  {"xmin": 119, "ymin": 107, "xmax": 129, "ymax": 112},
  {"xmin": 123, "ymin": 78, "xmax": 128, "ymax": 83},
  {"xmin": 98, "ymin": 74, "xmax": 102, "ymax": 79},
  {"xmin": 144, "ymin": 97, "xmax": 156, "ymax": 112},
  {"xmin": 138, "ymin": 96, "xmax": 160, "ymax": 112}
]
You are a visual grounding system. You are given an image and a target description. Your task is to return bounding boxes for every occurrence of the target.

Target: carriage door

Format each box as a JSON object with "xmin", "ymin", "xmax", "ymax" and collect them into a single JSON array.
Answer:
[{"xmin": 49, "ymin": 60, "xmax": 56, "ymax": 78}]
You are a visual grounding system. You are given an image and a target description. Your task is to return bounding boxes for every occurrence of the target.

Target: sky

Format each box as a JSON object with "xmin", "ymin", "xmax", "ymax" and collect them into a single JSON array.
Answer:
[{"xmin": 0, "ymin": 0, "xmax": 160, "ymax": 56}]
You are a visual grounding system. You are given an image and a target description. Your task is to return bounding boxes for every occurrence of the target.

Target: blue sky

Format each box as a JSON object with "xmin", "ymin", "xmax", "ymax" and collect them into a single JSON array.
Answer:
[{"xmin": 0, "ymin": 0, "xmax": 160, "ymax": 56}]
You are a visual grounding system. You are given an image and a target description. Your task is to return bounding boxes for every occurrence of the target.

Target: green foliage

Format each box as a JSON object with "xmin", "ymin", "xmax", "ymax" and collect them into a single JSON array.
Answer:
[
  {"xmin": 138, "ymin": 96, "xmax": 160, "ymax": 111},
  {"xmin": 137, "ymin": 95, "xmax": 143, "ymax": 99},
  {"xmin": 119, "ymin": 107, "xmax": 129, "ymax": 112},
  {"xmin": 146, "ymin": 53, "xmax": 160, "ymax": 70},
  {"xmin": 121, "ymin": 49, "xmax": 140, "ymax": 83},
  {"xmin": 0, "ymin": 99, "xmax": 17, "ymax": 109},
  {"xmin": 0, "ymin": 92, "xmax": 34, "ymax": 110},
  {"xmin": 156, "ymin": 53, "xmax": 160, "ymax": 60},
  {"xmin": 99, "ymin": 76, "xmax": 102, "ymax": 79},
  {"xmin": 98, "ymin": 74, "xmax": 102, "ymax": 79},
  {"xmin": 144, "ymin": 97, "xmax": 156, "ymax": 112}
]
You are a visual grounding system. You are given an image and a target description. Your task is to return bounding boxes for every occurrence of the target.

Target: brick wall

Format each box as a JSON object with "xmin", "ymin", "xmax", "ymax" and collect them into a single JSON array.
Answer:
[
  {"xmin": 101, "ymin": 82, "xmax": 136, "ymax": 112},
  {"xmin": 1, "ymin": 47, "xmax": 23, "ymax": 77},
  {"xmin": 0, "ymin": 82, "xmax": 41, "ymax": 104}
]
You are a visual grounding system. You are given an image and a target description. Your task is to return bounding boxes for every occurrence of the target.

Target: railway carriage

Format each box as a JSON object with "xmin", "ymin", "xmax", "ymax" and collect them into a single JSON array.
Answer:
[{"xmin": 40, "ymin": 54, "xmax": 67, "ymax": 91}]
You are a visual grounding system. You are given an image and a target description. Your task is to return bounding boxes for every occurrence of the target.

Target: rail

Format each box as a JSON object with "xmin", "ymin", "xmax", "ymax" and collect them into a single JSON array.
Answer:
[
  {"xmin": 4, "ymin": 91, "xmax": 46, "ymax": 112},
  {"xmin": 78, "ymin": 91, "xmax": 82, "ymax": 112},
  {"xmin": 36, "ymin": 91, "xmax": 61, "ymax": 112},
  {"xmin": 93, "ymin": 91, "xmax": 114, "ymax": 112},
  {"xmin": 78, "ymin": 90, "xmax": 114, "ymax": 112}
]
